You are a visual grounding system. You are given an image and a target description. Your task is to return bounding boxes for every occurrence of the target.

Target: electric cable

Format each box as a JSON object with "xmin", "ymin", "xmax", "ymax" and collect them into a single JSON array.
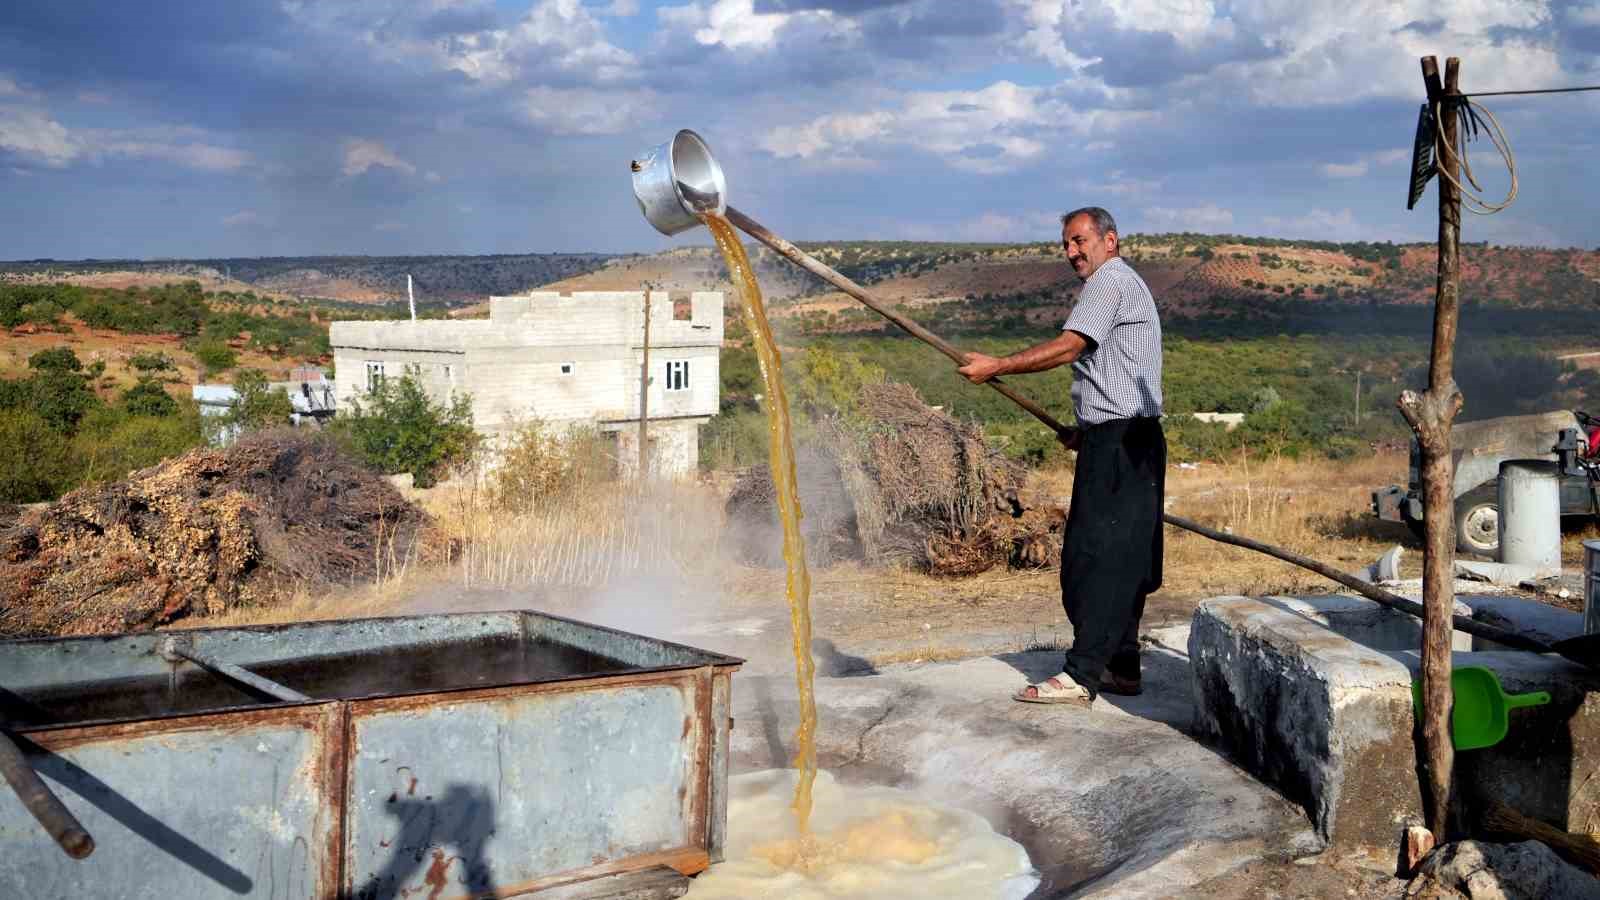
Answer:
[{"xmin": 1430, "ymin": 96, "xmax": 1517, "ymax": 215}]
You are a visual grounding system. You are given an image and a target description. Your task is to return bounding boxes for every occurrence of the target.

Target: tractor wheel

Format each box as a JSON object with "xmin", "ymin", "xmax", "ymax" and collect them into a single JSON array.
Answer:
[{"xmin": 1453, "ymin": 487, "xmax": 1500, "ymax": 557}]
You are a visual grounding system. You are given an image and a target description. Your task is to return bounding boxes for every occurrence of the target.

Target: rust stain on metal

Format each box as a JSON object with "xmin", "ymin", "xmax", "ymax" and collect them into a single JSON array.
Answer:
[
  {"xmin": 316, "ymin": 702, "xmax": 349, "ymax": 900},
  {"xmin": 686, "ymin": 667, "xmax": 713, "ymax": 850}
]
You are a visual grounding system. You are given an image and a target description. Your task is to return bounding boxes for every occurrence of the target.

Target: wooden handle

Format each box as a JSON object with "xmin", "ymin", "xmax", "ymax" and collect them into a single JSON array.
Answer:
[
  {"xmin": 0, "ymin": 728, "xmax": 94, "ymax": 859},
  {"xmin": 724, "ymin": 206, "xmax": 1075, "ymax": 438}
]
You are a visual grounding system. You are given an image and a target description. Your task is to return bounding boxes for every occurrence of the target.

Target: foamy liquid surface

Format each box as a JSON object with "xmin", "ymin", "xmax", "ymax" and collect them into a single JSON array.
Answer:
[{"xmin": 684, "ymin": 770, "xmax": 1040, "ymax": 900}]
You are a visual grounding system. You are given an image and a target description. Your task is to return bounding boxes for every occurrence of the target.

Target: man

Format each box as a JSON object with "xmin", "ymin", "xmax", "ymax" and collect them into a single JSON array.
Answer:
[{"xmin": 958, "ymin": 206, "xmax": 1165, "ymax": 708}]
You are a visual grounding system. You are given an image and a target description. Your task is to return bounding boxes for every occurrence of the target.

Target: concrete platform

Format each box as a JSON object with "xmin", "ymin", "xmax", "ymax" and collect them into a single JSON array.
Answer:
[
  {"xmin": 1191, "ymin": 593, "xmax": 1600, "ymax": 850},
  {"xmin": 729, "ymin": 633, "xmax": 1320, "ymax": 899}
]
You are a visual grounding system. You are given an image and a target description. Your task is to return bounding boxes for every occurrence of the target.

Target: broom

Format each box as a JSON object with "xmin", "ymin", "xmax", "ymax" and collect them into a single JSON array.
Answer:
[{"xmin": 1483, "ymin": 800, "xmax": 1600, "ymax": 875}]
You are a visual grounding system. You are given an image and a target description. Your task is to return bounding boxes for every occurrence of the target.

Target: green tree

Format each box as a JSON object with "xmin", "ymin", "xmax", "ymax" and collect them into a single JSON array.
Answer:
[
  {"xmin": 28, "ymin": 347, "xmax": 83, "ymax": 373},
  {"xmin": 334, "ymin": 370, "xmax": 477, "ymax": 487},
  {"xmin": 122, "ymin": 377, "xmax": 179, "ymax": 418},
  {"xmin": 0, "ymin": 408, "xmax": 74, "ymax": 502},
  {"xmin": 194, "ymin": 341, "xmax": 238, "ymax": 378},
  {"xmin": 225, "ymin": 368, "xmax": 294, "ymax": 433},
  {"xmin": 73, "ymin": 407, "xmax": 205, "ymax": 487}
]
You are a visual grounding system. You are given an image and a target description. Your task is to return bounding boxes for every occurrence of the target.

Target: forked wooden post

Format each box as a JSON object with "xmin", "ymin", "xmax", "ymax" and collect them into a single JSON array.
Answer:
[{"xmin": 1401, "ymin": 54, "xmax": 1466, "ymax": 841}]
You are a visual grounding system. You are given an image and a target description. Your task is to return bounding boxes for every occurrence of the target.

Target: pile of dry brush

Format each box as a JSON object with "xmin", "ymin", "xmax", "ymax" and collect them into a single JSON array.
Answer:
[
  {"xmin": 727, "ymin": 382, "xmax": 1064, "ymax": 577},
  {"xmin": 0, "ymin": 432, "xmax": 445, "ymax": 638}
]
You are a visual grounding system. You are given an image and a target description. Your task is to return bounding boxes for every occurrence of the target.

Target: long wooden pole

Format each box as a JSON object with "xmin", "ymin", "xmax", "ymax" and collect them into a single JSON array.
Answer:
[
  {"xmin": 721, "ymin": 204, "xmax": 1568, "ymax": 657},
  {"xmin": 725, "ymin": 206, "xmax": 1078, "ymax": 441},
  {"xmin": 1402, "ymin": 55, "xmax": 1466, "ymax": 842}
]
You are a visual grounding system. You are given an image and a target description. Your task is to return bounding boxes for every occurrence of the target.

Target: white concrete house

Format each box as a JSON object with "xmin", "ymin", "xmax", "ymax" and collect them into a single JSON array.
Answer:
[{"xmin": 328, "ymin": 291, "xmax": 723, "ymax": 476}]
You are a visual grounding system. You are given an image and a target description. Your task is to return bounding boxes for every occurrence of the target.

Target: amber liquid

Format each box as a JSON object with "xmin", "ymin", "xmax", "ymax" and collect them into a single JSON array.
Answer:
[{"xmin": 703, "ymin": 214, "xmax": 819, "ymax": 832}]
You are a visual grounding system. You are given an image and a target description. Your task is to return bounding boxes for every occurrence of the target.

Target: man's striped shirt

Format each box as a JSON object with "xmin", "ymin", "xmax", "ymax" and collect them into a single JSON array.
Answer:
[{"xmin": 1061, "ymin": 256, "xmax": 1163, "ymax": 426}]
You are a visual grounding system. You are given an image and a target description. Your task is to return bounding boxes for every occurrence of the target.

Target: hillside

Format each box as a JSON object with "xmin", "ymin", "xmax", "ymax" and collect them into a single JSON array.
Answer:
[
  {"xmin": 8, "ymin": 237, "xmax": 1597, "ymax": 323},
  {"xmin": 0, "ymin": 253, "xmax": 615, "ymax": 306}
]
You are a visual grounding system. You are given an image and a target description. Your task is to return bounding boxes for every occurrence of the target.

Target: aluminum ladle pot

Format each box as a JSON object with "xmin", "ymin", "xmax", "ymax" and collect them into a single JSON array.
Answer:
[{"xmin": 631, "ymin": 129, "xmax": 726, "ymax": 235}]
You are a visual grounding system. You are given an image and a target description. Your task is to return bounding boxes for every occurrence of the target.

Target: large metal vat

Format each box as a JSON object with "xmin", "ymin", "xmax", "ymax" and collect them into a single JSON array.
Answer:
[{"xmin": 0, "ymin": 610, "xmax": 741, "ymax": 899}]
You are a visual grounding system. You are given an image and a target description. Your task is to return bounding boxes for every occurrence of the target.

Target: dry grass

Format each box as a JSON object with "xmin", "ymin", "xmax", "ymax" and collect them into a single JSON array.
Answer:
[
  {"xmin": 195, "ymin": 446, "xmax": 1585, "ymax": 636},
  {"xmin": 1025, "ymin": 448, "xmax": 1416, "ymax": 598}
]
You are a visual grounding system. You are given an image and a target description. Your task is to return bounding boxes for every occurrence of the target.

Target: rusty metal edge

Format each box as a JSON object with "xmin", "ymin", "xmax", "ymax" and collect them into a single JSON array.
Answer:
[
  {"xmin": 326, "ymin": 702, "xmax": 352, "ymax": 900},
  {"xmin": 685, "ymin": 667, "xmax": 712, "ymax": 860},
  {"xmin": 340, "ymin": 667, "xmax": 714, "ymax": 716},
  {"xmin": 17, "ymin": 701, "xmax": 338, "ymax": 750},
  {"xmin": 443, "ymin": 847, "xmax": 711, "ymax": 900},
  {"xmin": 1, "ymin": 610, "xmax": 746, "ymax": 670}
]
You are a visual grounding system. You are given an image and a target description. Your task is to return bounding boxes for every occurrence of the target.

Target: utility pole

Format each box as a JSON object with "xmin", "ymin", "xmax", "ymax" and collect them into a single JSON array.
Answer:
[
  {"xmin": 638, "ymin": 286, "xmax": 652, "ymax": 478},
  {"xmin": 1355, "ymin": 370, "xmax": 1361, "ymax": 426},
  {"xmin": 1400, "ymin": 55, "xmax": 1466, "ymax": 842}
]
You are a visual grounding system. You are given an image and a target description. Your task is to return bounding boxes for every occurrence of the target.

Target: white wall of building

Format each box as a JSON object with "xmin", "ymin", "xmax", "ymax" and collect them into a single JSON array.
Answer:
[{"xmin": 329, "ymin": 291, "xmax": 723, "ymax": 476}]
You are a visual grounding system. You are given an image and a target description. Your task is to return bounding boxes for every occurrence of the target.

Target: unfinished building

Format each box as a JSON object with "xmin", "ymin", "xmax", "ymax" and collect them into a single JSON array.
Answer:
[{"xmin": 329, "ymin": 291, "xmax": 723, "ymax": 476}]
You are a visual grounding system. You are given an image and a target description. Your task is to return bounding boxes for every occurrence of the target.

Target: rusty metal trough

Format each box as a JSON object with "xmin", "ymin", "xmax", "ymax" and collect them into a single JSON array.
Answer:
[{"xmin": 0, "ymin": 610, "xmax": 742, "ymax": 899}]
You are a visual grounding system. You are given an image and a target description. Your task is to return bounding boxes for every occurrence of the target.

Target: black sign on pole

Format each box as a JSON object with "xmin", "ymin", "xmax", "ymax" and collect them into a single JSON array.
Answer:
[{"xmin": 1407, "ymin": 103, "xmax": 1437, "ymax": 210}]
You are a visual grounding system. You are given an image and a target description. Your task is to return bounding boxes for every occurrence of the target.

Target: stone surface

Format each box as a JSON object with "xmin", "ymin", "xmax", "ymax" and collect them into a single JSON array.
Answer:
[
  {"xmin": 1412, "ymin": 840, "xmax": 1600, "ymax": 900},
  {"xmin": 729, "ymin": 635, "xmax": 1319, "ymax": 899},
  {"xmin": 1192, "ymin": 594, "xmax": 1600, "ymax": 851}
]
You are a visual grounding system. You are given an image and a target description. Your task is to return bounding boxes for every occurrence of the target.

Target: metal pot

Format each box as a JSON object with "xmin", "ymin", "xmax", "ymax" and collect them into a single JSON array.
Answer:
[{"xmin": 631, "ymin": 129, "xmax": 725, "ymax": 235}]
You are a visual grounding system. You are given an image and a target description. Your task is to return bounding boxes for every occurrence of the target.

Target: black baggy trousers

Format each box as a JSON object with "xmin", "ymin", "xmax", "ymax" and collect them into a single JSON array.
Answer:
[{"xmin": 1059, "ymin": 416, "xmax": 1166, "ymax": 697}]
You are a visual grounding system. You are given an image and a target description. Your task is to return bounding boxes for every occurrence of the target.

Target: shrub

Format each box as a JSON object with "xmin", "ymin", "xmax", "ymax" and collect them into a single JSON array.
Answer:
[
  {"xmin": 225, "ymin": 369, "xmax": 294, "ymax": 433},
  {"xmin": 129, "ymin": 351, "xmax": 175, "ymax": 373},
  {"xmin": 0, "ymin": 408, "xmax": 74, "ymax": 502},
  {"xmin": 73, "ymin": 407, "xmax": 205, "ymax": 486},
  {"xmin": 490, "ymin": 420, "xmax": 613, "ymax": 509},
  {"xmin": 122, "ymin": 377, "xmax": 179, "ymax": 418},
  {"xmin": 194, "ymin": 341, "xmax": 238, "ymax": 378},
  {"xmin": 28, "ymin": 347, "xmax": 83, "ymax": 373},
  {"xmin": 334, "ymin": 370, "xmax": 477, "ymax": 487}
]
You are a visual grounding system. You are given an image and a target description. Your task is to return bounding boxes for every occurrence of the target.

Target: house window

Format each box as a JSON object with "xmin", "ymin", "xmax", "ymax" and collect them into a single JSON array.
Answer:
[
  {"xmin": 665, "ymin": 360, "xmax": 689, "ymax": 392},
  {"xmin": 365, "ymin": 361, "xmax": 385, "ymax": 393},
  {"xmin": 560, "ymin": 362, "xmax": 574, "ymax": 376}
]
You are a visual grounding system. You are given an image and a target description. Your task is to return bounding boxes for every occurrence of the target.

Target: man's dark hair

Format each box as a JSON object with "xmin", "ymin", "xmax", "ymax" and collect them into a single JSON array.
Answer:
[{"xmin": 1061, "ymin": 206, "xmax": 1118, "ymax": 238}]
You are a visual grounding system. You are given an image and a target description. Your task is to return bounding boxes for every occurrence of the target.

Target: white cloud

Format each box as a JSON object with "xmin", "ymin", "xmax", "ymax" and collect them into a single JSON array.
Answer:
[
  {"xmin": 900, "ymin": 210, "xmax": 1062, "ymax": 242},
  {"xmin": 696, "ymin": 0, "xmax": 792, "ymax": 48},
  {"xmin": 222, "ymin": 210, "xmax": 262, "ymax": 227},
  {"xmin": 342, "ymin": 139, "xmax": 416, "ymax": 177},
  {"xmin": 0, "ymin": 76, "xmax": 22, "ymax": 97},
  {"xmin": 1261, "ymin": 207, "xmax": 1362, "ymax": 240},
  {"xmin": 760, "ymin": 81, "xmax": 1144, "ymax": 174},
  {"xmin": 0, "ymin": 108, "xmax": 82, "ymax": 167},
  {"xmin": 440, "ymin": 0, "xmax": 635, "ymax": 84},
  {"xmin": 374, "ymin": 221, "xmax": 408, "ymax": 232},
  {"xmin": 1143, "ymin": 203, "xmax": 1235, "ymax": 232},
  {"xmin": 1016, "ymin": 0, "xmax": 1565, "ymax": 108},
  {"xmin": 107, "ymin": 140, "xmax": 252, "ymax": 172},
  {"xmin": 1320, "ymin": 161, "xmax": 1368, "ymax": 178},
  {"xmin": 603, "ymin": 0, "xmax": 640, "ymax": 16},
  {"xmin": 522, "ymin": 86, "xmax": 659, "ymax": 135}
]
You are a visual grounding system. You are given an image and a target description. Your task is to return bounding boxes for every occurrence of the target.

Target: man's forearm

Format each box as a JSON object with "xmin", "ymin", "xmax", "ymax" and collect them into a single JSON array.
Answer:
[{"xmin": 996, "ymin": 333, "xmax": 1082, "ymax": 375}]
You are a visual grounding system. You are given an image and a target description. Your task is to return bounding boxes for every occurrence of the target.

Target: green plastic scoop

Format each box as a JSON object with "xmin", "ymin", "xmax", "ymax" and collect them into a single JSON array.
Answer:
[{"xmin": 1412, "ymin": 666, "xmax": 1551, "ymax": 751}]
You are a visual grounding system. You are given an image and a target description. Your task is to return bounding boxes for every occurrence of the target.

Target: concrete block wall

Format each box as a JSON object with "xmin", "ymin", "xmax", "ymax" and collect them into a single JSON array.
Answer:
[
  {"xmin": 329, "ymin": 292, "xmax": 722, "ymax": 477},
  {"xmin": 1192, "ymin": 594, "xmax": 1600, "ymax": 850}
]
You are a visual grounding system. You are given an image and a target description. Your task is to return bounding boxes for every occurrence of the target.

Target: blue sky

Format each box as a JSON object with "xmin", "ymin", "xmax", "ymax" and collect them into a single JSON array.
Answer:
[{"xmin": 1, "ymin": 0, "xmax": 1596, "ymax": 259}]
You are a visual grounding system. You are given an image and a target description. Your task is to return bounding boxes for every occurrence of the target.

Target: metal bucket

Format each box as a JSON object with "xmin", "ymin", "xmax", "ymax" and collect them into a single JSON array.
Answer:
[
  {"xmin": 631, "ymin": 129, "xmax": 725, "ymax": 235},
  {"xmin": 1585, "ymin": 539, "xmax": 1600, "ymax": 635}
]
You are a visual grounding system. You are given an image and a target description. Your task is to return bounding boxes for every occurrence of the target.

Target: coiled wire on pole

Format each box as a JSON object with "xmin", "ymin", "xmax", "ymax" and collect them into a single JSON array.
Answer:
[{"xmin": 1432, "ymin": 96, "xmax": 1517, "ymax": 215}]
